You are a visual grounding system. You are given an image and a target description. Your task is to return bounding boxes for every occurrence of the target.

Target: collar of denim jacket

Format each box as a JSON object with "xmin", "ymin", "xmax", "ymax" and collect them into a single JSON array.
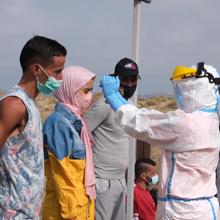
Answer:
[{"xmin": 55, "ymin": 103, "xmax": 79, "ymax": 123}]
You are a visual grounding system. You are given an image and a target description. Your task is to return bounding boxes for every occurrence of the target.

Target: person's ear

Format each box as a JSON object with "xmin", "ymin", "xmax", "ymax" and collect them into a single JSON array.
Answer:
[
  {"xmin": 119, "ymin": 86, "xmax": 124, "ymax": 95},
  {"xmin": 141, "ymin": 172, "xmax": 151, "ymax": 182},
  {"xmin": 140, "ymin": 173, "xmax": 147, "ymax": 180},
  {"xmin": 31, "ymin": 63, "xmax": 40, "ymax": 77}
]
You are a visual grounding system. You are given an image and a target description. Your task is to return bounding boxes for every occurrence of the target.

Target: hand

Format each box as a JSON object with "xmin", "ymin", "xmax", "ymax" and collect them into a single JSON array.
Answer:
[
  {"xmin": 100, "ymin": 75, "xmax": 128, "ymax": 111},
  {"xmin": 148, "ymin": 183, "xmax": 159, "ymax": 191},
  {"xmin": 100, "ymin": 75, "xmax": 120, "ymax": 97}
]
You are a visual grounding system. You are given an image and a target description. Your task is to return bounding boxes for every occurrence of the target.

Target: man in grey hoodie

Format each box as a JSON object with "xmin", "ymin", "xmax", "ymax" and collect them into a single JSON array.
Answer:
[{"xmin": 86, "ymin": 57, "xmax": 140, "ymax": 220}]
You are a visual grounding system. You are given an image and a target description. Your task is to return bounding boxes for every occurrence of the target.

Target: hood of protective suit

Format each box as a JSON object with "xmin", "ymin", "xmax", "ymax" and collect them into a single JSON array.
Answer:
[{"xmin": 171, "ymin": 64, "xmax": 220, "ymax": 113}]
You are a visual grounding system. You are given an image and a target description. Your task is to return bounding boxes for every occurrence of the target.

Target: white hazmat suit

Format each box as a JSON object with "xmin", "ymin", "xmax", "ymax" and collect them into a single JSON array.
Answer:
[{"xmin": 100, "ymin": 63, "xmax": 220, "ymax": 220}]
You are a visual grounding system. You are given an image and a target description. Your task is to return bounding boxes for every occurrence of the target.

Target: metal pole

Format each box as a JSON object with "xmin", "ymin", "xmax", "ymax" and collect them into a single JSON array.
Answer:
[{"xmin": 126, "ymin": 0, "xmax": 141, "ymax": 219}]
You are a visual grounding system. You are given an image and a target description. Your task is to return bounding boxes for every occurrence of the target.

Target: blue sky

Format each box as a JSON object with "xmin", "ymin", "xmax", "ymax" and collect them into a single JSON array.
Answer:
[{"xmin": 1, "ymin": 0, "xmax": 220, "ymax": 95}]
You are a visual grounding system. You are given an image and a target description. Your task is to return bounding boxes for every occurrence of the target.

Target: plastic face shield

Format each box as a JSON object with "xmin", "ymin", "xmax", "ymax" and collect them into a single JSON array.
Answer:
[{"xmin": 171, "ymin": 66, "xmax": 197, "ymax": 110}]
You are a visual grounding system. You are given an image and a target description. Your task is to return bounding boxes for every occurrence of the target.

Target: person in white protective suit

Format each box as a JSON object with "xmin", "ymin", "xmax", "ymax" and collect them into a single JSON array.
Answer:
[{"xmin": 100, "ymin": 62, "xmax": 220, "ymax": 220}]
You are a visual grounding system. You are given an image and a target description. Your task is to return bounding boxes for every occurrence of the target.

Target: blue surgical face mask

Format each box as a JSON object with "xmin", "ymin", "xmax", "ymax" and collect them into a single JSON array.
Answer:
[
  {"xmin": 149, "ymin": 175, "xmax": 159, "ymax": 185},
  {"xmin": 36, "ymin": 65, "xmax": 62, "ymax": 95}
]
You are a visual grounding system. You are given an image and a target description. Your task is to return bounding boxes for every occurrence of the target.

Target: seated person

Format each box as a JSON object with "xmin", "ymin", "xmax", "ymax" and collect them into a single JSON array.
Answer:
[{"xmin": 134, "ymin": 157, "xmax": 158, "ymax": 220}]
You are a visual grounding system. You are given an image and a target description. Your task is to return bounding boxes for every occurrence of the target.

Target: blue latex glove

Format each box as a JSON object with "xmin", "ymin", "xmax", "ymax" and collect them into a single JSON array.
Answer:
[
  {"xmin": 100, "ymin": 75, "xmax": 128, "ymax": 111},
  {"xmin": 100, "ymin": 75, "xmax": 120, "ymax": 96}
]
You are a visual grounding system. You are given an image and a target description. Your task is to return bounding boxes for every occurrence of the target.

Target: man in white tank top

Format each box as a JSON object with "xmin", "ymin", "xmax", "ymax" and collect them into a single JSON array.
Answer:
[{"xmin": 0, "ymin": 35, "xmax": 66, "ymax": 219}]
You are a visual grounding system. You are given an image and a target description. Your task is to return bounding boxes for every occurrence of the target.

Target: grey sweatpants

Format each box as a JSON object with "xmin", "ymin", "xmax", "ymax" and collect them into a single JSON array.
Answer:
[{"xmin": 95, "ymin": 178, "xmax": 126, "ymax": 220}]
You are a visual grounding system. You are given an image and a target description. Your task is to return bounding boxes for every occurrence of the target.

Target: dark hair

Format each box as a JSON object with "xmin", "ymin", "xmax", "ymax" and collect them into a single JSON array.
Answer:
[
  {"xmin": 20, "ymin": 35, "xmax": 67, "ymax": 72},
  {"xmin": 135, "ymin": 157, "xmax": 156, "ymax": 178}
]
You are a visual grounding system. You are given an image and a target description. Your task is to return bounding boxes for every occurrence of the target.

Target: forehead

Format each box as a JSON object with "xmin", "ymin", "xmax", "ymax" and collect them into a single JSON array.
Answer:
[
  {"xmin": 120, "ymin": 75, "xmax": 137, "ymax": 81},
  {"xmin": 81, "ymin": 78, "xmax": 95, "ymax": 89},
  {"xmin": 145, "ymin": 164, "xmax": 156, "ymax": 173},
  {"xmin": 121, "ymin": 75, "xmax": 137, "ymax": 80}
]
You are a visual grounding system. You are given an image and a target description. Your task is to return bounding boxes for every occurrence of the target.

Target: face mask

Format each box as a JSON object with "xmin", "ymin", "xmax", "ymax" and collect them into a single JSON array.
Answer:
[
  {"xmin": 121, "ymin": 84, "xmax": 137, "ymax": 99},
  {"xmin": 148, "ymin": 175, "xmax": 159, "ymax": 185},
  {"xmin": 75, "ymin": 91, "xmax": 93, "ymax": 111},
  {"xmin": 36, "ymin": 65, "xmax": 62, "ymax": 95},
  {"xmin": 175, "ymin": 84, "xmax": 184, "ymax": 109}
]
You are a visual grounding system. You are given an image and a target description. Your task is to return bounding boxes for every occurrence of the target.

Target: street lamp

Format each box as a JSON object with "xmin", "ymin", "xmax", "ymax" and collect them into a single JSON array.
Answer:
[{"xmin": 126, "ymin": 0, "xmax": 152, "ymax": 219}]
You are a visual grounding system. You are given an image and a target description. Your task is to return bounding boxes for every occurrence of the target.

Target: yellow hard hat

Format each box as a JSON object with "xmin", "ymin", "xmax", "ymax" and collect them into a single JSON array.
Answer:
[{"xmin": 171, "ymin": 66, "xmax": 197, "ymax": 81}]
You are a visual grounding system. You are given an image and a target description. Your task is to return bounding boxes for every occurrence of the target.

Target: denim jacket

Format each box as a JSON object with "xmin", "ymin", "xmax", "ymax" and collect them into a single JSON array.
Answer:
[{"xmin": 43, "ymin": 103, "xmax": 86, "ymax": 160}]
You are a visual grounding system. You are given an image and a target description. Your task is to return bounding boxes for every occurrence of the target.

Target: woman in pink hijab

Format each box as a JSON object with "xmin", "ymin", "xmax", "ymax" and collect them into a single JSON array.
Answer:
[{"xmin": 42, "ymin": 66, "xmax": 96, "ymax": 220}]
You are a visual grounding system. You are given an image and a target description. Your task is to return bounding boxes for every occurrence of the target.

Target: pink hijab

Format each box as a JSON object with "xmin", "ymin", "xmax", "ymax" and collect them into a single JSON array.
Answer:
[{"xmin": 54, "ymin": 66, "xmax": 96, "ymax": 199}]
